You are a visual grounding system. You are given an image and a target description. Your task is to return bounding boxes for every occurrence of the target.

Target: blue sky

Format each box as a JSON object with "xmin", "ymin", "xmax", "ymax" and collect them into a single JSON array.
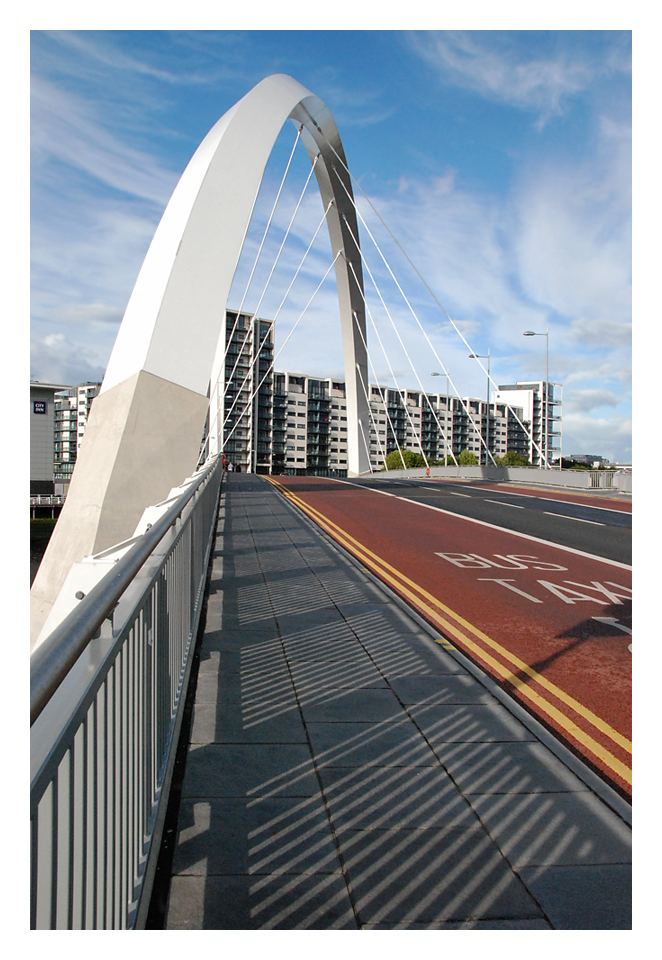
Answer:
[{"xmin": 30, "ymin": 28, "xmax": 632, "ymax": 462}]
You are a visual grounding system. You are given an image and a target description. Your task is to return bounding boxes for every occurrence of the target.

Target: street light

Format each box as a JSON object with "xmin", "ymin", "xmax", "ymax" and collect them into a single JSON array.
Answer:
[
  {"xmin": 523, "ymin": 328, "xmax": 549, "ymax": 469},
  {"xmin": 468, "ymin": 351, "xmax": 492, "ymax": 466}
]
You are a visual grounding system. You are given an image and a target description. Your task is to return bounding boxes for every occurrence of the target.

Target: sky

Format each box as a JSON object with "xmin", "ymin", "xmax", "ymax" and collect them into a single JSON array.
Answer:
[{"xmin": 29, "ymin": 27, "xmax": 632, "ymax": 462}]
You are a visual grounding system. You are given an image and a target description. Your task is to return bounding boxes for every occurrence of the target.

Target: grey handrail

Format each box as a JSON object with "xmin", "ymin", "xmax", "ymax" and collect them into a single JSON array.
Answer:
[{"xmin": 30, "ymin": 456, "xmax": 223, "ymax": 725}]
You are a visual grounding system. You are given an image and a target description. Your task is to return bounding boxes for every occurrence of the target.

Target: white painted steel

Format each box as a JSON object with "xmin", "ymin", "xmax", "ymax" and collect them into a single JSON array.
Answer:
[
  {"xmin": 102, "ymin": 73, "xmax": 369, "ymax": 473},
  {"xmin": 31, "ymin": 75, "xmax": 369, "ymax": 644},
  {"xmin": 30, "ymin": 460, "xmax": 223, "ymax": 929}
]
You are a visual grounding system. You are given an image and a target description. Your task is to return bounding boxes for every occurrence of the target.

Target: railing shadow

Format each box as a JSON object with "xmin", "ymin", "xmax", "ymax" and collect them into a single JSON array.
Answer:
[{"xmin": 164, "ymin": 475, "xmax": 631, "ymax": 929}]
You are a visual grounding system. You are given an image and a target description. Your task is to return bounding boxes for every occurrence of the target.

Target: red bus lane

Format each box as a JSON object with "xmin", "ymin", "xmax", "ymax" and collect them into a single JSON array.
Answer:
[{"xmin": 266, "ymin": 476, "xmax": 632, "ymax": 799}]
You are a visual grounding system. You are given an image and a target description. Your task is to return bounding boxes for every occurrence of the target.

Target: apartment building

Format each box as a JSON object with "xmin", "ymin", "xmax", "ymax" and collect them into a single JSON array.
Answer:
[
  {"xmin": 218, "ymin": 310, "xmax": 275, "ymax": 473},
  {"xmin": 268, "ymin": 378, "xmax": 532, "ymax": 475},
  {"xmin": 209, "ymin": 311, "xmax": 545, "ymax": 476},
  {"xmin": 53, "ymin": 382, "xmax": 101, "ymax": 485},
  {"xmin": 492, "ymin": 381, "xmax": 563, "ymax": 468}
]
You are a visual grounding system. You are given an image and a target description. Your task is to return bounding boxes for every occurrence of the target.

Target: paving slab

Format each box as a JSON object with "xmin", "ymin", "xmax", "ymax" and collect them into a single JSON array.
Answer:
[
  {"xmin": 171, "ymin": 796, "xmax": 342, "ymax": 875},
  {"xmin": 338, "ymin": 825, "xmax": 544, "ymax": 924},
  {"xmin": 190, "ymin": 700, "xmax": 307, "ymax": 744},
  {"xmin": 163, "ymin": 473, "xmax": 631, "ymax": 931},
  {"xmin": 316, "ymin": 765, "xmax": 477, "ymax": 828},
  {"xmin": 181, "ymin": 743, "xmax": 321, "ymax": 798},
  {"xmin": 437, "ymin": 740, "xmax": 592, "ymax": 794},
  {"xmin": 167, "ymin": 874, "xmax": 358, "ymax": 929},
  {"xmin": 390, "ymin": 673, "xmax": 498, "ymax": 704},
  {"xmin": 517, "ymin": 863, "xmax": 632, "ymax": 929},
  {"xmin": 467, "ymin": 791, "xmax": 632, "ymax": 866},
  {"xmin": 409, "ymin": 702, "xmax": 538, "ymax": 743}
]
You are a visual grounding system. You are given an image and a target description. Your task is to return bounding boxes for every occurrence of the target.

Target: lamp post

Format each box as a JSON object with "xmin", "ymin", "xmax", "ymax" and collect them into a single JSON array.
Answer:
[
  {"xmin": 468, "ymin": 351, "xmax": 491, "ymax": 466},
  {"xmin": 523, "ymin": 328, "xmax": 549, "ymax": 469},
  {"xmin": 431, "ymin": 372, "xmax": 450, "ymax": 462}
]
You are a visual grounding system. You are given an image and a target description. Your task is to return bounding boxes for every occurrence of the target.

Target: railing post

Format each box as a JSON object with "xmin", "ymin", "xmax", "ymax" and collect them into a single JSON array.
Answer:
[{"xmin": 31, "ymin": 457, "xmax": 224, "ymax": 929}]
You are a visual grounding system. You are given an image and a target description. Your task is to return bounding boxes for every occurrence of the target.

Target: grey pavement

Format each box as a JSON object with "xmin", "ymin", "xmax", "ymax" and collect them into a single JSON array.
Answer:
[{"xmin": 164, "ymin": 472, "xmax": 631, "ymax": 930}]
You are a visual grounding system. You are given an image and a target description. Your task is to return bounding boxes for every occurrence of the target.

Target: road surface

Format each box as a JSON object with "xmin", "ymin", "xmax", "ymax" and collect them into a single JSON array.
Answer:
[{"xmin": 266, "ymin": 476, "xmax": 632, "ymax": 800}]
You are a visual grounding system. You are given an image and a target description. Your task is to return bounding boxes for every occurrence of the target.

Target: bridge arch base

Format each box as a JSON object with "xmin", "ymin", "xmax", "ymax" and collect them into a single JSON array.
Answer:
[{"xmin": 31, "ymin": 74, "xmax": 370, "ymax": 647}]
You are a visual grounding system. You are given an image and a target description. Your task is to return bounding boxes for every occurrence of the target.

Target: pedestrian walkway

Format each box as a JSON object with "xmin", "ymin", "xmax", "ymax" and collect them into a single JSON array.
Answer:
[{"xmin": 164, "ymin": 472, "xmax": 631, "ymax": 930}]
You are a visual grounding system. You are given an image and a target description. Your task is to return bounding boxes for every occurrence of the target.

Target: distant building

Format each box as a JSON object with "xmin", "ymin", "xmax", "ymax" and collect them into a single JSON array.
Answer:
[
  {"xmin": 204, "ymin": 311, "xmax": 535, "ymax": 476},
  {"xmin": 30, "ymin": 381, "xmax": 72, "ymax": 494},
  {"xmin": 38, "ymin": 317, "xmax": 563, "ymax": 486},
  {"xmin": 216, "ymin": 310, "xmax": 275, "ymax": 473},
  {"xmin": 568, "ymin": 454, "xmax": 609, "ymax": 468},
  {"xmin": 53, "ymin": 382, "xmax": 102, "ymax": 488},
  {"xmin": 269, "ymin": 379, "xmax": 531, "ymax": 475},
  {"xmin": 492, "ymin": 381, "xmax": 563, "ymax": 468}
]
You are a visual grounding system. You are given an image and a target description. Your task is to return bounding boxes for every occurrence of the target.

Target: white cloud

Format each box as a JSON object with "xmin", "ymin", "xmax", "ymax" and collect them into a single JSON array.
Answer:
[
  {"xmin": 52, "ymin": 303, "xmax": 123, "ymax": 326},
  {"xmin": 28, "ymin": 32, "xmax": 632, "ymax": 463},
  {"xmin": 30, "ymin": 333, "xmax": 106, "ymax": 386},
  {"xmin": 409, "ymin": 31, "xmax": 627, "ymax": 126},
  {"xmin": 569, "ymin": 317, "xmax": 631, "ymax": 347},
  {"xmin": 564, "ymin": 388, "xmax": 622, "ymax": 414},
  {"xmin": 31, "ymin": 76, "xmax": 178, "ymax": 205},
  {"xmin": 562, "ymin": 412, "xmax": 632, "ymax": 462},
  {"xmin": 411, "ymin": 33, "xmax": 581, "ymax": 117},
  {"xmin": 512, "ymin": 110, "xmax": 630, "ymax": 321}
]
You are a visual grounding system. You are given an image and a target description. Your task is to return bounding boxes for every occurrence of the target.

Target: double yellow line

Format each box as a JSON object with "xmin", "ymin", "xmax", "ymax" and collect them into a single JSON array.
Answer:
[{"xmin": 266, "ymin": 477, "xmax": 632, "ymax": 787}]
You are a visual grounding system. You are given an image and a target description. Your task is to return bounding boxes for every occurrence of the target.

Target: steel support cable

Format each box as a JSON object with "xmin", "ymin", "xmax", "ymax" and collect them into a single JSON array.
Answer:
[
  {"xmin": 220, "ymin": 177, "xmax": 326, "ymax": 437},
  {"xmin": 221, "ymin": 198, "xmax": 333, "ymax": 437},
  {"xmin": 345, "ymin": 252, "xmax": 430, "ymax": 468},
  {"xmin": 339, "ymin": 186, "xmax": 491, "ymax": 470},
  {"xmin": 208, "ymin": 128, "xmax": 305, "ymax": 453},
  {"xmin": 351, "ymin": 285, "xmax": 412, "ymax": 471},
  {"xmin": 325, "ymin": 152, "xmax": 543, "ymax": 466},
  {"xmin": 223, "ymin": 126, "xmax": 304, "ymax": 362},
  {"xmin": 355, "ymin": 340, "xmax": 387, "ymax": 470},
  {"xmin": 345, "ymin": 237, "xmax": 454, "ymax": 468},
  {"xmin": 344, "ymin": 264, "xmax": 415, "ymax": 471},
  {"xmin": 350, "ymin": 255, "xmax": 457, "ymax": 469},
  {"xmin": 343, "ymin": 245, "xmax": 431, "ymax": 468},
  {"xmin": 222, "ymin": 250, "xmax": 342, "ymax": 450},
  {"xmin": 335, "ymin": 183, "xmax": 457, "ymax": 465},
  {"xmin": 351, "ymin": 310, "xmax": 396, "ymax": 471},
  {"xmin": 215, "ymin": 151, "xmax": 321, "ymax": 444}
]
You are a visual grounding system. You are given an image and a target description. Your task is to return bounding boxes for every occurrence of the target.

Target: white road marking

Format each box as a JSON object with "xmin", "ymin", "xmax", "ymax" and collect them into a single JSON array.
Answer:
[
  {"xmin": 484, "ymin": 499, "xmax": 524, "ymax": 508},
  {"xmin": 491, "ymin": 489, "xmax": 630, "ymax": 516},
  {"xmin": 329, "ymin": 478, "xmax": 631, "ymax": 570},
  {"xmin": 476, "ymin": 578, "xmax": 543, "ymax": 602},
  {"xmin": 592, "ymin": 617, "xmax": 632, "ymax": 636},
  {"xmin": 544, "ymin": 512, "xmax": 605, "ymax": 526}
]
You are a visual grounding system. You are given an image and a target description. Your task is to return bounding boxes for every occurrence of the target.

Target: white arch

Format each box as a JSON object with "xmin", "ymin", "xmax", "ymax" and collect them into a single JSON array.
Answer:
[{"xmin": 31, "ymin": 74, "xmax": 370, "ymax": 645}]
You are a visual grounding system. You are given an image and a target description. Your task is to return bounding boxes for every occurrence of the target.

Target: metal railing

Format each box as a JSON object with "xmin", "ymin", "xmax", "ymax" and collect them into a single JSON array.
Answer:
[
  {"xmin": 30, "ymin": 456, "xmax": 224, "ymax": 929},
  {"xmin": 588, "ymin": 470, "xmax": 616, "ymax": 488}
]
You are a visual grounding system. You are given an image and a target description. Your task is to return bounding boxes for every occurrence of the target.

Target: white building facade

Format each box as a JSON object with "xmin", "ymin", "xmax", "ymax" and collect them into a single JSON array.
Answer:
[
  {"xmin": 209, "ymin": 312, "xmax": 555, "ymax": 476},
  {"xmin": 53, "ymin": 383, "xmax": 102, "ymax": 485},
  {"xmin": 491, "ymin": 381, "xmax": 563, "ymax": 468}
]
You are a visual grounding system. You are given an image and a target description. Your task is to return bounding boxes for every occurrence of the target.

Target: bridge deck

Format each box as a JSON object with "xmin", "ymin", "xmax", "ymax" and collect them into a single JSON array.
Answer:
[{"xmin": 163, "ymin": 472, "xmax": 631, "ymax": 930}]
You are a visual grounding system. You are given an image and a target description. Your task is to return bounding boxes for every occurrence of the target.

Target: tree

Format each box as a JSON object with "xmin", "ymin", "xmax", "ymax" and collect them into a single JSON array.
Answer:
[
  {"xmin": 495, "ymin": 451, "xmax": 531, "ymax": 467},
  {"xmin": 457, "ymin": 449, "xmax": 478, "ymax": 465},
  {"xmin": 382, "ymin": 449, "xmax": 426, "ymax": 470}
]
